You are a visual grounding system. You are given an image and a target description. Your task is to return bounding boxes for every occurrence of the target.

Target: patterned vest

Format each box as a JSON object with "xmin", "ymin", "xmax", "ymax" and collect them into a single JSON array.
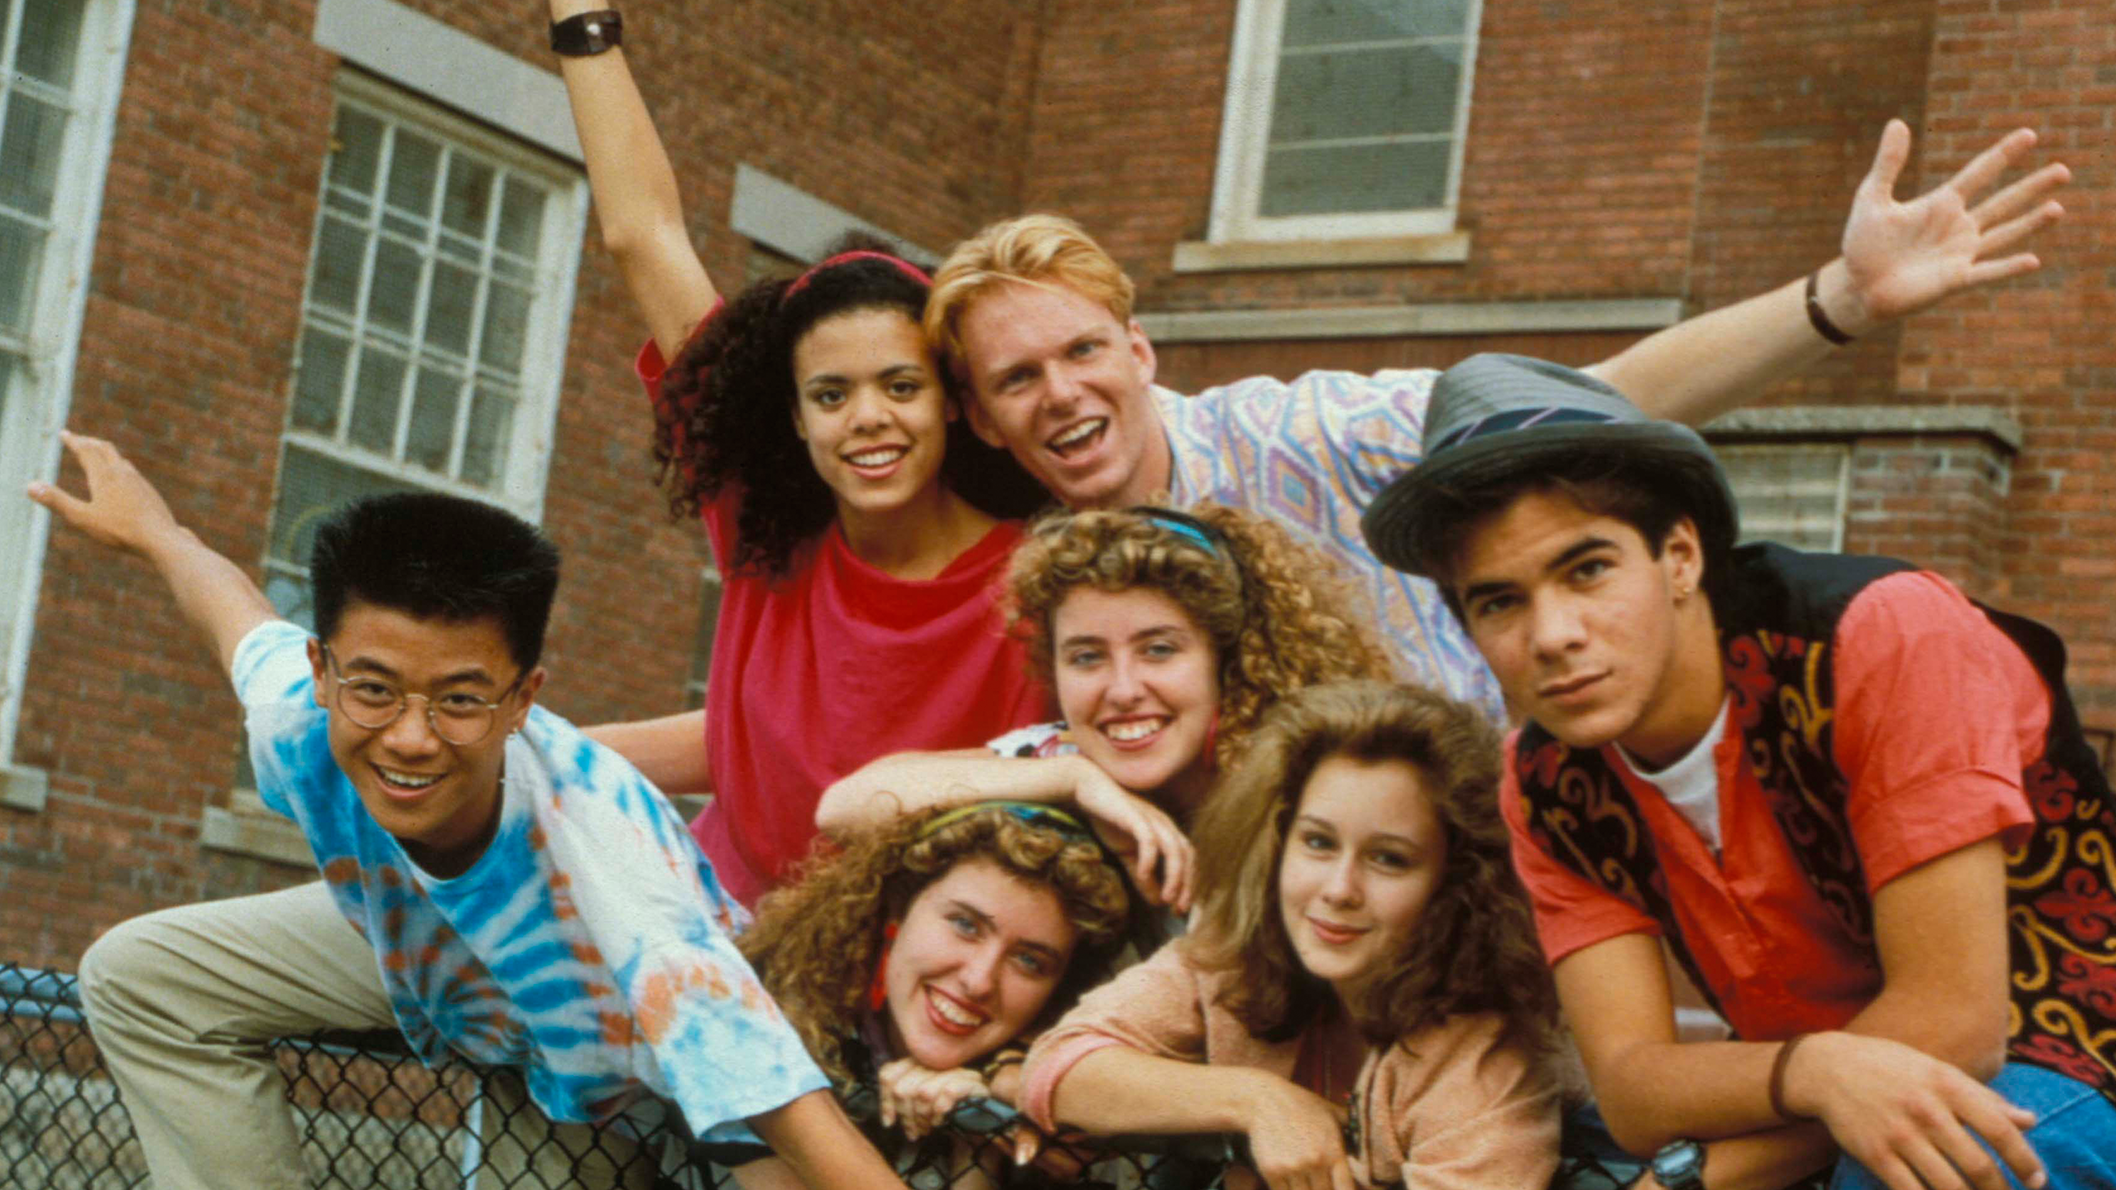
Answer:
[{"xmin": 1512, "ymin": 543, "xmax": 2116, "ymax": 1102}]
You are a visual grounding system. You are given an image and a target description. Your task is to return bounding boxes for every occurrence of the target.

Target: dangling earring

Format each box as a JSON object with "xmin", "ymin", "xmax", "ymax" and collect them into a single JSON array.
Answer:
[
  {"xmin": 1201, "ymin": 708, "xmax": 1222, "ymax": 773},
  {"xmin": 868, "ymin": 921, "xmax": 898, "ymax": 1012}
]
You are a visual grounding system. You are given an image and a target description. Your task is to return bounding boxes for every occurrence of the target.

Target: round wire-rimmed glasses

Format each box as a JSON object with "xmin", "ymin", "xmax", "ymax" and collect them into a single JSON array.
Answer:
[{"xmin": 319, "ymin": 644, "xmax": 525, "ymax": 746}]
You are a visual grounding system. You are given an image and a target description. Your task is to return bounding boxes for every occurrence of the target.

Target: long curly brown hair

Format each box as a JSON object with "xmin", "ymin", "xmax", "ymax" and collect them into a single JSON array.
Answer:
[
  {"xmin": 650, "ymin": 232, "xmax": 1047, "ymax": 576},
  {"xmin": 1005, "ymin": 504, "xmax": 1392, "ymax": 773},
  {"xmin": 738, "ymin": 805, "xmax": 1132, "ymax": 1083},
  {"xmin": 1186, "ymin": 681, "xmax": 1558, "ymax": 1056}
]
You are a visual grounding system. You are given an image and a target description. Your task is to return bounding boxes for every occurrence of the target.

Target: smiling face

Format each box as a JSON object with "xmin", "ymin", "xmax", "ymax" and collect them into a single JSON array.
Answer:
[
  {"xmin": 1450, "ymin": 488, "xmax": 1721, "ymax": 766},
  {"xmin": 881, "ymin": 856, "xmax": 1078, "ymax": 1070},
  {"xmin": 955, "ymin": 280, "xmax": 1164, "ymax": 510},
  {"xmin": 790, "ymin": 307, "xmax": 956, "ymax": 528},
  {"xmin": 1277, "ymin": 755, "xmax": 1447, "ymax": 1000},
  {"xmin": 1051, "ymin": 585, "xmax": 1221, "ymax": 808},
  {"xmin": 307, "ymin": 602, "xmax": 542, "ymax": 878}
]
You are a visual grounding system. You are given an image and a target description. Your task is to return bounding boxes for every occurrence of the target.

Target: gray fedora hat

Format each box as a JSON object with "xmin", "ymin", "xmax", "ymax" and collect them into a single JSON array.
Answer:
[{"xmin": 1361, "ymin": 353, "xmax": 1739, "ymax": 577}]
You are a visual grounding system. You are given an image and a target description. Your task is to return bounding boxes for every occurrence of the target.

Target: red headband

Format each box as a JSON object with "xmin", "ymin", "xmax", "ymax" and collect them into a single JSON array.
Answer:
[{"xmin": 783, "ymin": 250, "xmax": 932, "ymax": 302}]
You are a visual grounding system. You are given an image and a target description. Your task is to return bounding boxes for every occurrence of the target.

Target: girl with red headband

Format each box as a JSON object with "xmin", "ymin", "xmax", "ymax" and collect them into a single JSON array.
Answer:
[{"xmin": 549, "ymin": 1, "xmax": 1049, "ymax": 907}]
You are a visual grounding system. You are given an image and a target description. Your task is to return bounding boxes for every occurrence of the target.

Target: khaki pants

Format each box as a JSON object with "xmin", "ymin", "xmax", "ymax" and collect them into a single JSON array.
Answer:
[{"xmin": 77, "ymin": 881, "xmax": 655, "ymax": 1190}]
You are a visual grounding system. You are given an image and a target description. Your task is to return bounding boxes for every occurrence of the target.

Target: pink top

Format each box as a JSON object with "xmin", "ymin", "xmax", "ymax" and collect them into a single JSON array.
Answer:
[
  {"xmin": 1023, "ymin": 940, "xmax": 1560, "ymax": 1190},
  {"xmin": 639, "ymin": 336, "xmax": 1049, "ymax": 906}
]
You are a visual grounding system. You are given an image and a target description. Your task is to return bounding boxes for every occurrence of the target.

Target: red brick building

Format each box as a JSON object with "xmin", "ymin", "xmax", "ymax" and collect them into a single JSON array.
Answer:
[{"xmin": 1, "ymin": 0, "xmax": 2107, "ymax": 968}]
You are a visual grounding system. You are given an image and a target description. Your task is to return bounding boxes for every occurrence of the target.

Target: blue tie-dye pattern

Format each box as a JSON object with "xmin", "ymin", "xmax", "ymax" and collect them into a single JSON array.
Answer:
[
  {"xmin": 1155, "ymin": 372, "xmax": 1506, "ymax": 723},
  {"xmin": 233, "ymin": 620, "xmax": 826, "ymax": 1141}
]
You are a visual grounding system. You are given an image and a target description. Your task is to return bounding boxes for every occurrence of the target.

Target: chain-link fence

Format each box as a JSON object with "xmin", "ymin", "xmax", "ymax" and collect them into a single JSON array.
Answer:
[
  {"xmin": 0, "ymin": 961, "xmax": 1251, "ymax": 1189},
  {"xmin": 4, "ymin": 961, "xmax": 1645, "ymax": 1190}
]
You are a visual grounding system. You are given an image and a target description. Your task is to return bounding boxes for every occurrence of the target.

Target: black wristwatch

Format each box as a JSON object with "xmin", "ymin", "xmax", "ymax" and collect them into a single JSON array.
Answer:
[
  {"xmin": 550, "ymin": 9, "xmax": 622, "ymax": 56},
  {"xmin": 1649, "ymin": 1139, "xmax": 1707, "ymax": 1190}
]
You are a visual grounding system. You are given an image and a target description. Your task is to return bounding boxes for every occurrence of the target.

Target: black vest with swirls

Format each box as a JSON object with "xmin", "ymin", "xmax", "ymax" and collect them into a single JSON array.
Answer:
[{"xmin": 1512, "ymin": 543, "xmax": 2116, "ymax": 1102}]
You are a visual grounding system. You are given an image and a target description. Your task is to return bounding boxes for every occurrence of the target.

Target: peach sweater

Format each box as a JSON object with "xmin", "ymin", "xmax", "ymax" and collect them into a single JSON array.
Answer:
[{"xmin": 1022, "ymin": 940, "xmax": 1559, "ymax": 1190}]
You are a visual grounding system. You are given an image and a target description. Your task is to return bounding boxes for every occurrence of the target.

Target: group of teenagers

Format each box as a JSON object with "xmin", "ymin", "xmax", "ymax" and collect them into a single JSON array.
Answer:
[{"xmin": 36, "ymin": 6, "xmax": 2116, "ymax": 1190}]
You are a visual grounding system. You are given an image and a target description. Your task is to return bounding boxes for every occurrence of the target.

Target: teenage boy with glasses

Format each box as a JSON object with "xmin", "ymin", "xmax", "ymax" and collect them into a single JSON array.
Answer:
[{"xmin": 33, "ymin": 432, "xmax": 912, "ymax": 1190}]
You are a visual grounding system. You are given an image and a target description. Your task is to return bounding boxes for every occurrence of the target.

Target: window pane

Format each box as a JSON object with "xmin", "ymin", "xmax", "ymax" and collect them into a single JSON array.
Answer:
[
  {"xmin": 441, "ymin": 154, "xmax": 494, "ymax": 239},
  {"xmin": 1261, "ymin": 139, "xmax": 1450, "ymax": 216},
  {"xmin": 1270, "ymin": 43, "xmax": 1460, "ymax": 142},
  {"xmin": 405, "ymin": 366, "xmax": 460, "ymax": 473},
  {"xmin": 426, "ymin": 261, "xmax": 477, "ymax": 355},
  {"xmin": 291, "ymin": 327, "xmax": 351, "ymax": 433},
  {"xmin": 1721, "ymin": 444, "xmax": 1848, "ymax": 552},
  {"xmin": 0, "ymin": 215, "xmax": 43, "ymax": 336},
  {"xmin": 384, "ymin": 130, "xmax": 440, "ymax": 221},
  {"xmin": 479, "ymin": 281, "xmax": 529, "ymax": 370},
  {"xmin": 17, "ymin": 0, "xmax": 87, "ymax": 89},
  {"xmin": 347, "ymin": 348, "xmax": 407, "ymax": 453},
  {"xmin": 1284, "ymin": 0, "xmax": 1470, "ymax": 46},
  {"xmin": 496, "ymin": 178, "xmax": 545, "ymax": 258},
  {"xmin": 365, "ymin": 237, "xmax": 422, "ymax": 335},
  {"xmin": 309, "ymin": 215, "xmax": 368, "ymax": 315},
  {"xmin": 327, "ymin": 107, "xmax": 384, "ymax": 196},
  {"xmin": 461, "ymin": 385, "xmax": 515, "ymax": 488},
  {"xmin": 0, "ymin": 92, "xmax": 70, "ymax": 217}
]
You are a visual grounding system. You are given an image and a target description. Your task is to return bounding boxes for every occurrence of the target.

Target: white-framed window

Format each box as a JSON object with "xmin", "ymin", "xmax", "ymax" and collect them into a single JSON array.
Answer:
[
  {"xmin": 0, "ymin": 0, "xmax": 133, "ymax": 784},
  {"xmin": 1208, "ymin": 0, "xmax": 1482, "ymax": 243},
  {"xmin": 1719, "ymin": 443, "xmax": 1850, "ymax": 553},
  {"xmin": 261, "ymin": 72, "xmax": 585, "ymax": 625}
]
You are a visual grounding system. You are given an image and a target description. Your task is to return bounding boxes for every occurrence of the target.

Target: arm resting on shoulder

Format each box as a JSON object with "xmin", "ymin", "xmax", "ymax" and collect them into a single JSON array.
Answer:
[
  {"xmin": 549, "ymin": 0, "xmax": 715, "ymax": 359},
  {"xmin": 1588, "ymin": 119, "xmax": 2067, "ymax": 425},
  {"xmin": 28, "ymin": 432, "xmax": 274, "ymax": 679}
]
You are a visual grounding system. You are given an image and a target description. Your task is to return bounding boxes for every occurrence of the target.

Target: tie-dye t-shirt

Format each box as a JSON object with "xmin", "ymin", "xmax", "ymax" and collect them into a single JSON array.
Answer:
[
  {"xmin": 1155, "ymin": 372, "xmax": 1506, "ymax": 723},
  {"xmin": 235, "ymin": 620, "xmax": 828, "ymax": 1139}
]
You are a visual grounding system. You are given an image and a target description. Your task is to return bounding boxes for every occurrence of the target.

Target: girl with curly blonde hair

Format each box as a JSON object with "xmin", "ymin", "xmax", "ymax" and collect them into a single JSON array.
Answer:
[
  {"xmin": 820, "ymin": 503, "xmax": 1392, "ymax": 911},
  {"xmin": 719, "ymin": 802, "xmax": 1131, "ymax": 1186},
  {"xmin": 1019, "ymin": 681, "xmax": 1563, "ymax": 1189}
]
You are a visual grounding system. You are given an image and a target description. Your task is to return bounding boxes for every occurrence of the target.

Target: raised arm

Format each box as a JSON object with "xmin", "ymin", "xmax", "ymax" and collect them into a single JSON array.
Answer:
[
  {"xmin": 27, "ymin": 432, "xmax": 275, "ymax": 679},
  {"xmin": 1588, "ymin": 119, "xmax": 2069, "ymax": 424},
  {"xmin": 549, "ymin": 0, "xmax": 716, "ymax": 359},
  {"xmin": 818, "ymin": 749, "xmax": 1193, "ymax": 911}
]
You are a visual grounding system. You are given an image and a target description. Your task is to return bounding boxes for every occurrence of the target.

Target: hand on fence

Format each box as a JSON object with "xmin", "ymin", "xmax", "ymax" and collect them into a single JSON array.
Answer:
[
  {"xmin": 1237, "ymin": 1072, "xmax": 1355, "ymax": 1190},
  {"xmin": 877, "ymin": 1058, "xmax": 991, "ymax": 1141}
]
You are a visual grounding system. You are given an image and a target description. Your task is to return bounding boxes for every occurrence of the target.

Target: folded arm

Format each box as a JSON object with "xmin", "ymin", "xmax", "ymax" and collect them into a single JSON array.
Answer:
[
  {"xmin": 1560, "ymin": 839, "xmax": 2040, "ymax": 1190},
  {"xmin": 1589, "ymin": 119, "xmax": 2068, "ymax": 424},
  {"xmin": 550, "ymin": 0, "xmax": 716, "ymax": 359},
  {"xmin": 28, "ymin": 432, "xmax": 275, "ymax": 679}
]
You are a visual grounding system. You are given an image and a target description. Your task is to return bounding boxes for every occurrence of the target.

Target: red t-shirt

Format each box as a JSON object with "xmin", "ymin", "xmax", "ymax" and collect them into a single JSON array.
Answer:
[
  {"xmin": 1503, "ymin": 571, "xmax": 2044, "ymax": 1040},
  {"xmin": 639, "ymin": 336, "xmax": 1049, "ymax": 906}
]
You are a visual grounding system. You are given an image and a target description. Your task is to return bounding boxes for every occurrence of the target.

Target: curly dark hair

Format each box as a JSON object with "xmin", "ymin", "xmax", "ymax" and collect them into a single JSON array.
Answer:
[
  {"xmin": 1186, "ymin": 681, "xmax": 1559, "ymax": 1057},
  {"xmin": 1005, "ymin": 504, "xmax": 1393, "ymax": 773},
  {"xmin": 650, "ymin": 232, "xmax": 1049, "ymax": 575},
  {"xmin": 738, "ymin": 804, "xmax": 1132, "ymax": 1084}
]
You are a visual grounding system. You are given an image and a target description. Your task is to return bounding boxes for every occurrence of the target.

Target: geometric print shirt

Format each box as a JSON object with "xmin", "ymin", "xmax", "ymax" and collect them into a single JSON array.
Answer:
[
  {"xmin": 235, "ymin": 619, "xmax": 828, "ymax": 1140},
  {"xmin": 1156, "ymin": 369, "xmax": 1507, "ymax": 724}
]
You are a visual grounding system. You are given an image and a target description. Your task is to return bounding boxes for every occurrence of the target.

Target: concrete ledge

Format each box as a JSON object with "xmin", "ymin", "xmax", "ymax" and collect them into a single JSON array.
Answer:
[
  {"xmin": 730, "ymin": 165, "xmax": 937, "ymax": 267},
  {"xmin": 1137, "ymin": 298, "xmax": 1683, "ymax": 344},
  {"xmin": 315, "ymin": 0, "xmax": 580, "ymax": 162},
  {"xmin": 1, "ymin": 764, "xmax": 48, "ymax": 813},
  {"xmin": 1706, "ymin": 406, "xmax": 2022, "ymax": 453},
  {"xmin": 201, "ymin": 802, "xmax": 312, "ymax": 868},
  {"xmin": 1172, "ymin": 233, "xmax": 1471, "ymax": 272}
]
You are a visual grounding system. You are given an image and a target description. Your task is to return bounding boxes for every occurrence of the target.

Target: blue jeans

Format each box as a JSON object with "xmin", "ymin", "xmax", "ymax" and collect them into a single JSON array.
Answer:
[{"xmin": 1829, "ymin": 1064, "xmax": 2116, "ymax": 1190}]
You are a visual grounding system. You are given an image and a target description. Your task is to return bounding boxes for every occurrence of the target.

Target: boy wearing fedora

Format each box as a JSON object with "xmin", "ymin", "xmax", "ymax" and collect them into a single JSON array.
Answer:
[{"xmin": 1362, "ymin": 356, "xmax": 2116, "ymax": 1190}]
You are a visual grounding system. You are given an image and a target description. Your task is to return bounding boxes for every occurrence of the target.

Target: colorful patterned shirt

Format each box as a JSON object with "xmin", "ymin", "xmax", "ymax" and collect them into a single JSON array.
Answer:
[
  {"xmin": 1155, "ymin": 373, "xmax": 1505, "ymax": 722},
  {"xmin": 236, "ymin": 620, "xmax": 829, "ymax": 1139}
]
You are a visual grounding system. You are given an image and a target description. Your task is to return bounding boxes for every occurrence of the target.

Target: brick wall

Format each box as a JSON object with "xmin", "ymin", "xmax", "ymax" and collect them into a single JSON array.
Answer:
[{"xmin": 0, "ymin": 0, "xmax": 1044, "ymax": 969}]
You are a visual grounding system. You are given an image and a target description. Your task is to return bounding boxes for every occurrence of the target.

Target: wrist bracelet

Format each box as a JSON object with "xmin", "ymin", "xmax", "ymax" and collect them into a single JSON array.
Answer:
[
  {"xmin": 1804, "ymin": 270, "xmax": 1855, "ymax": 346},
  {"xmin": 551, "ymin": 9, "xmax": 622, "ymax": 56},
  {"xmin": 1768, "ymin": 1033, "xmax": 1811, "ymax": 1121},
  {"xmin": 979, "ymin": 1046, "xmax": 1027, "ymax": 1081}
]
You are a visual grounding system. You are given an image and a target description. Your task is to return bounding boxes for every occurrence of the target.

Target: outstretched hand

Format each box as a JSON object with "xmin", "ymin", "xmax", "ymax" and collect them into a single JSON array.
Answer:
[
  {"xmin": 26, "ymin": 431, "xmax": 185, "ymax": 557},
  {"xmin": 1840, "ymin": 119, "xmax": 2068, "ymax": 328}
]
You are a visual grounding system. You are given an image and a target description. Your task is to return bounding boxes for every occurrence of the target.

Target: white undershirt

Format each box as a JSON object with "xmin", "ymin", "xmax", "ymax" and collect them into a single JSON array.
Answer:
[{"xmin": 1613, "ymin": 695, "xmax": 1731, "ymax": 856}]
